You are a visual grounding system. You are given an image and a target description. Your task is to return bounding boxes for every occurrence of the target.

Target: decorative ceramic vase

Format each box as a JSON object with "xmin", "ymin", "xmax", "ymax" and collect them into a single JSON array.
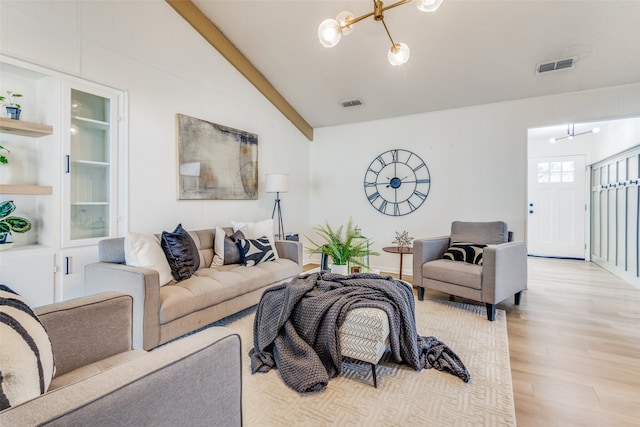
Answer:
[
  {"xmin": 330, "ymin": 264, "xmax": 349, "ymax": 275},
  {"xmin": 5, "ymin": 107, "xmax": 21, "ymax": 120}
]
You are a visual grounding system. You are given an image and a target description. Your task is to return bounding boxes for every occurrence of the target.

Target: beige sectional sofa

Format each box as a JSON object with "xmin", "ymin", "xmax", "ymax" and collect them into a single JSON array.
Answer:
[
  {"xmin": 0, "ymin": 292, "xmax": 242, "ymax": 426},
  {"xmin": 85, "ymin": 228, "xmax": 303, "ymax": 350}
]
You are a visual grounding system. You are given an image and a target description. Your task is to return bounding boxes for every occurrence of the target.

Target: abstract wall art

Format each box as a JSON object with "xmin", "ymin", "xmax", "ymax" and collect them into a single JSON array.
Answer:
[{"xmin": 176, "ymin": 114, "xmax": 258, "ymax": 200}]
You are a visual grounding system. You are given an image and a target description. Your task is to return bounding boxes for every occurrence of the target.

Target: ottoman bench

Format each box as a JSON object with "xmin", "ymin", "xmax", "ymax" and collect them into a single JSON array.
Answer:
[{"xmin": 339, "ymin": 307, "xmax": 390, "ymax": 387}]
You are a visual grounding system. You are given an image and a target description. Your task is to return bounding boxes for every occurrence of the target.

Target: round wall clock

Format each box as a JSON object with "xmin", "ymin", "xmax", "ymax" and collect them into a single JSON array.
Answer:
[{"xmin": 363, "ymin": 149, "xmax": 431, "ymax": 216}]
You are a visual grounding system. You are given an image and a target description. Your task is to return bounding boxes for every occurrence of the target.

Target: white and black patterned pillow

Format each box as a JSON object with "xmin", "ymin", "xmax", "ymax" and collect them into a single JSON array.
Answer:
[
  {"xmin": 443, "ymin": 242, "xmax": 487, "ymax": 265},
  {"xmin": 0, "ymin": 284, "xmax": 55, "ymax": 410},
  {"xmin": 236, "ymin": 236, "xmax": 275, "ymax": 266}
]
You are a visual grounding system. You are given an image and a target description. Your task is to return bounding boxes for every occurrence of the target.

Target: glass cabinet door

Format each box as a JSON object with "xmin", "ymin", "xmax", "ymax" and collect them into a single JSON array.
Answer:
[{"xmin": 63, "ymin": 80, "xmax": 121, "ymax": 247}]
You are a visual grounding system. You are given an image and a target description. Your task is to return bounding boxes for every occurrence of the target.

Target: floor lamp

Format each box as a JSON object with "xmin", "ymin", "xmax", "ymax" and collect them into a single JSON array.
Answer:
[{"xmin": 265, "ymin": 174, "xmax": 289, "ymax": 239}]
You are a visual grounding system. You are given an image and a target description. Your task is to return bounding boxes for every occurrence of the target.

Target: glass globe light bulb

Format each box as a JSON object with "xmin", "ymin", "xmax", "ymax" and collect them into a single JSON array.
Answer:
[
  {"xmin": 388, "ymin": 42, "xmax": 410, "ymax": 66},
  {"xmin": 336, "ymin": 11, "xmax": 354, "ymax": 36},
  {"xmin": 416, "ymin": 0, "xmax": 444, "ymax": 12},
  {"xmin": 318, "ymin": 19, "xmax": 342, "ymax": 47}
]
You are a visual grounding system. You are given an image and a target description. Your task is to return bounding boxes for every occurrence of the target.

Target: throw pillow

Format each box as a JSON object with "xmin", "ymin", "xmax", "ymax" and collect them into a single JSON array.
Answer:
[
  {"xmin": 0, "ymin": 284, "xmax": 55, "ymax": 410},
  {"xmin": 231, "ymin": 219, "xmax": 279, "ymax": 259},
  {"xmin": 212, "ymin": 227, "xmax": 246, "ymax": 266},
  {"xmin": 124, "ymin": 232, "xmax": 173, "ymax": 286},
  {"xmin": 160, "ymin": 224, "xmax": 200, "ymax": 282},
  {"xmin": 236, "ymin": 236, "xmax": 276, "ymax": 267},
  {"xmin": 443, "ymin": 242, "xmax": 487, "ymax": 265}
]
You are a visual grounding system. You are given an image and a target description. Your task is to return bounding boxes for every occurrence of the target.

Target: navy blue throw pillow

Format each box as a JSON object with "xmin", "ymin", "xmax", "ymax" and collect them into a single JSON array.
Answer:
[{"xmin": 160, "ymin": 224, "xmax": 200, "ymax": 281}]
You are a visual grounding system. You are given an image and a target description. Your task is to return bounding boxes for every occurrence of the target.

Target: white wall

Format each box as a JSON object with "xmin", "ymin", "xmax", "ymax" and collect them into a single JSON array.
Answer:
[
  {"xmin": 311, "ymin": 83, "xmax": 640, "ymax": 275},
  {"xmin": 0, "ymin": 0, "xmax": 310, "ymax": 235},
  {"xmin": 589, "ymin": 118, "xmax": 640, "ymax": 162}
]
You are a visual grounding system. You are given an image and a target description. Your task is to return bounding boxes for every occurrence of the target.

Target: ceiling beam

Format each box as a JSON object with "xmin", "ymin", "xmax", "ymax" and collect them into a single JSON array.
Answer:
[{"xmin": 166, "ymin": 0, "xmax": 313, "ymax": 141}]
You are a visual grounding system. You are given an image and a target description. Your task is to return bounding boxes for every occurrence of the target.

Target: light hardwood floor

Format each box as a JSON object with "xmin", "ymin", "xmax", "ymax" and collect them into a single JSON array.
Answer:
[
  {"xmin": 504, "ymin": 257, "xmax": 639, "ymax": 427},
  {"xmin": 306, "ymin": 258, "xmax": 640, "ymax": 426}
]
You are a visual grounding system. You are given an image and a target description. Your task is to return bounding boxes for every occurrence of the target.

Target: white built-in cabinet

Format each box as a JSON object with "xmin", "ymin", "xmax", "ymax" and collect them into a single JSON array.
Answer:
[
  {"xmin": 0, "ymin": 55, "xmax": 126, "ymax": 306},
  {"xmin": 591, "ymin": 146, "xmax": 640, "ymax": 287},
  {"xmin": 59, "ymin": 79, "xmax": 125, "ymax": 301}
]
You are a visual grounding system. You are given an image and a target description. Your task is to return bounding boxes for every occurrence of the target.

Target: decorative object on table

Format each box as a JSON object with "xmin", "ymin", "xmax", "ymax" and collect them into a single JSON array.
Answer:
[
  {"xmin": 265, "ymin": 173, "xmax": 289, "ymax": 239},
  {"xmin": 318, "ymin": 0, "xmax": 444, "ymax": 66},
  {"xmin": 364, "ymin": 149, "xmax": 431, "ymax": 216},
  {"xmin": 0, "ymin": 91, "xmax": 23, "ymax": 120},
  {"xmin": 176, "ymin": 114, "xmax": 258, "ymax": 200},
  {"xmin": 0, "ymin": 144, "xmax": 9, "ymax": 165},
  {"xmin": 393, "ymin": 230, "xmax": 414, "ymax": 249},
  {"xmin": 0, "ymin": 200, "xmax": 32, "ymax": 248},
  {"xmin": 305, "ymin": 217, "xmax": 379, "ymax": 273}
]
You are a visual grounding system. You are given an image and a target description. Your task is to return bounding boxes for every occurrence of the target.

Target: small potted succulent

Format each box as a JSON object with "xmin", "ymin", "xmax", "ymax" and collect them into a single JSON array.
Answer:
[
  {"xmin": 0, "ymin": 200, "xmax": 32, "ymax": 246},
  {"xmin": 0, "ymin": 91, "xmax": 23, "ymax": 120}
]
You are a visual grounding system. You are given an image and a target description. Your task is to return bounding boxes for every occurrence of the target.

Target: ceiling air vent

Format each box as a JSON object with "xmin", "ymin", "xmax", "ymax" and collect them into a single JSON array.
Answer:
[
  {"xmin": 341, "ymin": 99, "xmax": 364, "ymax": 108},
  {"xmin": 536, "ymin": 57, "xmax": 576, "ymax": 75}
]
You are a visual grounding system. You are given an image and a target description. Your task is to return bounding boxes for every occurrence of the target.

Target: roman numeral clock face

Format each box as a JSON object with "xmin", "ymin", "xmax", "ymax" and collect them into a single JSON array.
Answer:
[{"xmin": 364, "ymin": 149, "xmax": 431, "ymax": 216}]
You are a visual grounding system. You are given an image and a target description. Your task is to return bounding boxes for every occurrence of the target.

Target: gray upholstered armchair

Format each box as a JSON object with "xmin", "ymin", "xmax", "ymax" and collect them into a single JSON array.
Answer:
[{"xmin": 412, "ymin": 221, "xmax": 527, "ymax": 321}]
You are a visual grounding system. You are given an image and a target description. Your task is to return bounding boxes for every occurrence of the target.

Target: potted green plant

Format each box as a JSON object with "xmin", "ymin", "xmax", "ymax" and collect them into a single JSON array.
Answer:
[
  {"xmin": 0, "ymin": 91, "xmax": 23, "ymax": 120},
  {"xmin": 0, "ymin": 145, "xmax": 9, "ymax": 165},
  {"xmin": 306, "ymin": 217, "xmax": 379, "ymax": 274},
  {"xmin": 0, "ymin": 200, "xmax": 32, "ymax": 246}
]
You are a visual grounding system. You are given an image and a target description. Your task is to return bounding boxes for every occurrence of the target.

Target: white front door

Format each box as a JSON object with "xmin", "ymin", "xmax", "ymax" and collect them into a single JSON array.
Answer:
[{"xmin": 527, "ymin": 155, "xmax": 587, "ymax": 259}]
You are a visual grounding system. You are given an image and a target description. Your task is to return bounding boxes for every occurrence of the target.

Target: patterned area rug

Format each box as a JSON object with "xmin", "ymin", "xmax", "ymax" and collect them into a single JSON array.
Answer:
[{"xmin": 221, "ymin": 298, "xmax": 515, "ymax": 426}]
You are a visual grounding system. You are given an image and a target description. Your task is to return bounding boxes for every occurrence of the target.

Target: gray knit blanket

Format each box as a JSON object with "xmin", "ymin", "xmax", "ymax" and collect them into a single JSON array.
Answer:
[{"xmin": 249, "ymin": 272, "xmax": 470, "ymax": 392}]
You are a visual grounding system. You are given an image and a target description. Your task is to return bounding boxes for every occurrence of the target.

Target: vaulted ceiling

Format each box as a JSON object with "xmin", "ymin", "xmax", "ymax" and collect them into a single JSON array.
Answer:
[{"xmin": 184, "ymin": 1, "xmax": 640, "ymax": 135}]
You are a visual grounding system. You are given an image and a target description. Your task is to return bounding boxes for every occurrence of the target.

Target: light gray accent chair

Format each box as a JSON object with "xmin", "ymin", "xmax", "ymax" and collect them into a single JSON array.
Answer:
[
  {"xmin": 412, "ymin": 221, "xmax": 527, "ymax": 321},
  {"xmin": 0, "ymin": 292, "xmax": 242, "ymax": 426}
]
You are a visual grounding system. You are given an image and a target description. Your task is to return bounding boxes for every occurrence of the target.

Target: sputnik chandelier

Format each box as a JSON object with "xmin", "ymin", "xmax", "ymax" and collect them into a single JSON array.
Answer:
[
  {"xmin": 549, "ymin": 124, "xmax": 600, "ymax": 143},
  {"xmin": 318, "ymin": 0, "xmax": 444, "ymax": 66}
]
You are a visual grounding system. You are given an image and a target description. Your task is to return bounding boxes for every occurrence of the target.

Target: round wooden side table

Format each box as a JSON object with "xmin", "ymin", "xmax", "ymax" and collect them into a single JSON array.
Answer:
[{"xmin": 382, "ymin": 246, "xmax": 413, "ymax": 280}]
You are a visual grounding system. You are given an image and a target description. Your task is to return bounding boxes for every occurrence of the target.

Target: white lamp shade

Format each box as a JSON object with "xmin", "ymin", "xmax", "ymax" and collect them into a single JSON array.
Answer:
[
  {"xmin": 265, "ymin": 174, "xmax": 289, "ymax": 193},
  {"xmin": 416, "ymin": 0, "xmax": 444, "ymax": 12},
  {"xmin": 318, "ymin": 18, "xmax": 342, "ymax": 47},
  {"xmin": 388, "ymin": 42, "xmax": 410, "ymax": 66}
]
